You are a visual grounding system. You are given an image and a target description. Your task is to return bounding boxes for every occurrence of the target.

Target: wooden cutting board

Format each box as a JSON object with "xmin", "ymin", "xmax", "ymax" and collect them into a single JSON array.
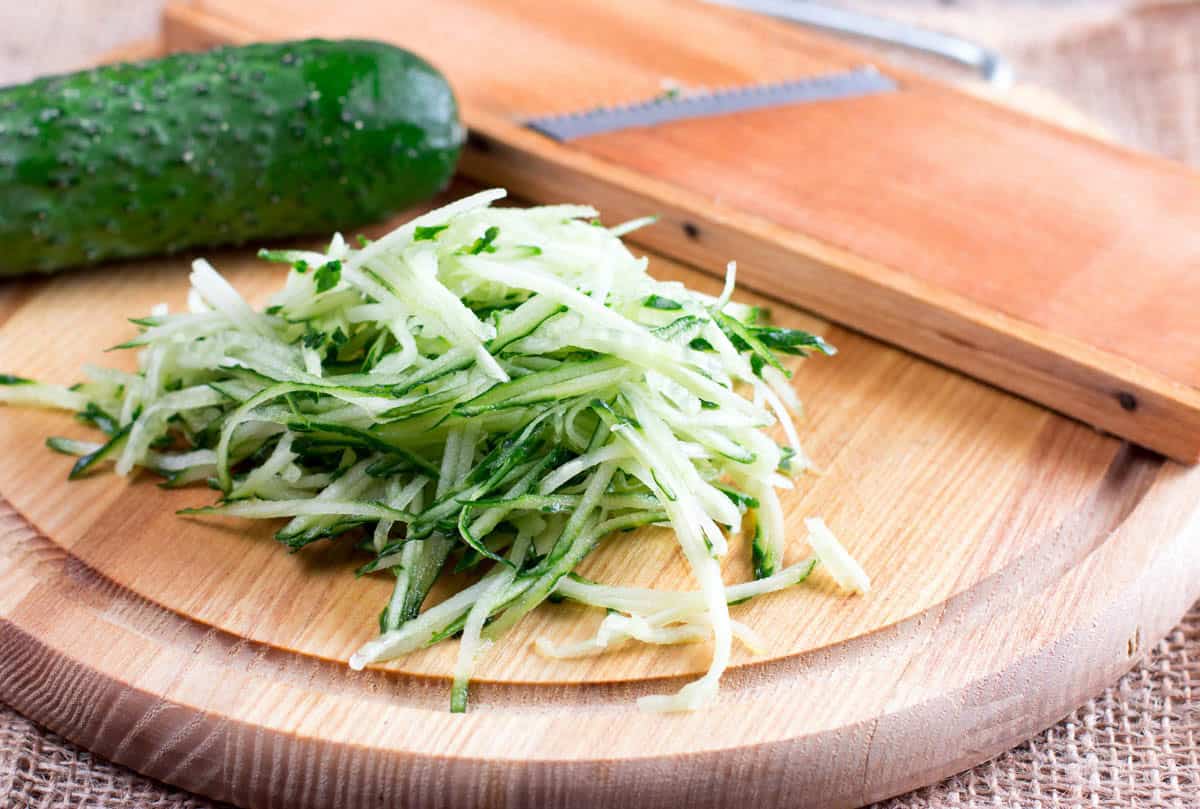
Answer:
[
  {"xmin": 2, "ymin": 178, "xmax": 1200, "ymax": 808},
  {"xmin": 160, "ymin": 0, "xmax": 1200, "ymax": 464}
]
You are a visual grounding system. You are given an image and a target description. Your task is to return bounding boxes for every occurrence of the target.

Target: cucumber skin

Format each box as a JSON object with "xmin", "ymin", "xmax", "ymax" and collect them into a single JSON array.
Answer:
[{"xmin": 0, "ymin": 40, "xmax": 464, "ymax": 276}]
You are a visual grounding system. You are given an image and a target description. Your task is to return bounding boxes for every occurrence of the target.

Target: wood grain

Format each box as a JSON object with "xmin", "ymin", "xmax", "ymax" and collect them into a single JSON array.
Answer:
[
  {"xmin": 4, "ymin": 16, "xmax": 1200, "ymax": 809},
  {"xmin": 2, "ymin": 181, "xmax": 1200, "ymax": 807},
  {"xmin": 161, "ymin": 0, "xmax": 1200, "ymax": 463}
]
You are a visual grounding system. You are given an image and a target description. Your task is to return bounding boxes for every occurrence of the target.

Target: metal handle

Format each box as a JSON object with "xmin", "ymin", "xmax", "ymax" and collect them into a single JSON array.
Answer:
[{"xmin": 705, "ymin": 0, "xmax": 1014, "ymax": 88}]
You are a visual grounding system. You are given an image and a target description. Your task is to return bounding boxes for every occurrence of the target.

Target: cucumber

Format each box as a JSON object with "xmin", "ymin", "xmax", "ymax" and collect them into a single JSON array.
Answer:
[{"xmin": 0, "ymin": 39, "xmax": 463, "ymax": 276}]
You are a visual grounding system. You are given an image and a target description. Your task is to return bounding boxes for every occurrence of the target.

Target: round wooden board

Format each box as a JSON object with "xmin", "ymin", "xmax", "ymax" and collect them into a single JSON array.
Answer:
[{"xmin": 2, "ymin": 203, "xmax": 1200, "ymax": 809}]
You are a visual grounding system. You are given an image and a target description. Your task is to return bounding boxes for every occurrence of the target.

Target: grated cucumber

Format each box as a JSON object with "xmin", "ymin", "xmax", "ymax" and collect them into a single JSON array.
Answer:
[{"xmin": 0, "ymin": 189, "xmax": 866, "ymax": 713}]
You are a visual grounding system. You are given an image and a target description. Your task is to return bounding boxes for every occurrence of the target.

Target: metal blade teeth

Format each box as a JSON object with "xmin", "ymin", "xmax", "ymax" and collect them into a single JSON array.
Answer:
[{"xmin": 524, "ymin": 66, "xmax": 897, "ymax": 142}]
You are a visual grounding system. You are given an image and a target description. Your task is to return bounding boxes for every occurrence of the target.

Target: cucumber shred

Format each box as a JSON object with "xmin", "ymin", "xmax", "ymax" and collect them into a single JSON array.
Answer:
[{"xmin": 0, "ymin": 189, "xmax": 868, "ymax": 713}]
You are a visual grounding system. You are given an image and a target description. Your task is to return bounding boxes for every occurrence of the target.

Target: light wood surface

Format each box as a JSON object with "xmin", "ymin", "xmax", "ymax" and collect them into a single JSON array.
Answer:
[
  {"xmin": 2, "ymin": 177, "xmax": 1200, "ymax": 807},
  {"xmin": 4, "ymin": 9, "xmax": 1200, "ymax": 809},
  {"xmin": 161, "ymin": 0, "xmax": 1200, "ymax": 463}
]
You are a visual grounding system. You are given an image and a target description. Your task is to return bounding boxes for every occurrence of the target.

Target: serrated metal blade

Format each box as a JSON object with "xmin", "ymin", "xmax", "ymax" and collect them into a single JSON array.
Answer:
[{"xmin": 524, "ymin": 66, "xmax": 897, "ymax": 142}]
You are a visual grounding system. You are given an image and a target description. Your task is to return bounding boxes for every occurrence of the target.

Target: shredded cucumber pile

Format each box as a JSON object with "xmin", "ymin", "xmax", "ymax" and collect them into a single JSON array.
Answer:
[{"xmin": 1, "ymin": 189, "xmax": 869, "ymax": 712}]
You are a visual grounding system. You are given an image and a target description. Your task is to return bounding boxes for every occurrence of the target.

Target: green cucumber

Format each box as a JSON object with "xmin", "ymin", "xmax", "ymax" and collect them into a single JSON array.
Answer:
[{"xmin": 0, "ymin": 39, "xmax": 463, "ymax": 275}]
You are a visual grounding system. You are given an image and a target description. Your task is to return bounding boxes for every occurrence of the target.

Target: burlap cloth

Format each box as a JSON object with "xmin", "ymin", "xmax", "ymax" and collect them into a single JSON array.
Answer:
[
  {"xmin": 3, "ymin": 605, "xmax": 1198, "ymax": 808},
  {"xmin": 6, "ymin": 1, "xmax": 1200, "ymax": 807}
]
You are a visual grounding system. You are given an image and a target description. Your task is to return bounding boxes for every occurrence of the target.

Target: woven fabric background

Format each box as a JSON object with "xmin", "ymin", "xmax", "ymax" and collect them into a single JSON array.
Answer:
[
  {"xmin": 4, "ymin": 605, "xmax": 1199, "ymax": 808},
  {"xmin": 5, "ymin": 1, "xmax": 1200, "ymax": 807}
]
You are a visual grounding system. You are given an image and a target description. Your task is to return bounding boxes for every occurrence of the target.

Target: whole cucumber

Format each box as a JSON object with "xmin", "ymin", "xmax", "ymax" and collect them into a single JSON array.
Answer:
[{"xmin": 0, "ymin": 39, "xmax": 464, "ymax": 275}]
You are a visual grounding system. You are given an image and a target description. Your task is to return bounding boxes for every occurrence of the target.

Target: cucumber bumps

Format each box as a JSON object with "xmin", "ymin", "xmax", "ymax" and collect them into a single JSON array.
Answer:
[{"xmin": 0, "ymin": 40, "xmax": 463, "ymax": 275}]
